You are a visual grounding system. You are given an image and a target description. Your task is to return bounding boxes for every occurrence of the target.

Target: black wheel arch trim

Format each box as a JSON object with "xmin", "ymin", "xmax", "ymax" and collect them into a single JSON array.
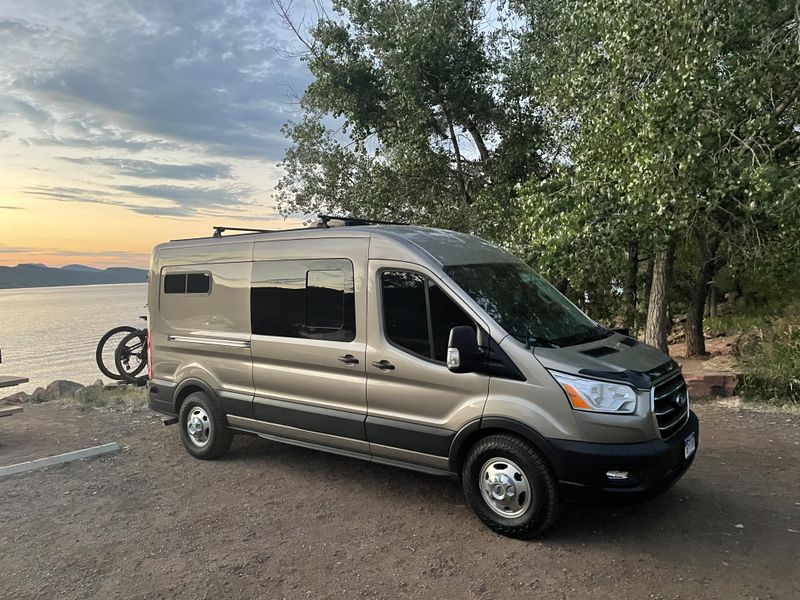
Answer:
[
  {"xmin": 173, "ymin": 378, "xmax": 222, "ymax": 414},
  {"xmin": 449, "ymin": 417, "xmax": 564, "ymax": 478}
]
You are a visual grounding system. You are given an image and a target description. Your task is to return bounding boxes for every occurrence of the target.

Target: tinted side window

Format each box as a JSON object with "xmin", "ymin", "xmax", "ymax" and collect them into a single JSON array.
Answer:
[
  {"xmin": 428, "ymin": 281, "xmax": 475, "ymax": 362},
  {"xmin": 163, "ymin": 272, "xmax": 211, "ymax": 295},
  {"xmin": 381, "ymin": 271, "xmax": 431, "ymax": 357},
  {"xmin": 164, "ymin": 273, "xmax": 186, "ymax": 294},
  {"xmin": 251, "ymin": 259, "xmax": 355, "ymax": 341},
  {"xmin": 306, "ymin": 270, "xmax": 344, "ymax": 328},
  {"xmin": 187, "ymin": 273, "xmax": 211, "ymax": 294},
  {"xmin": 381, "ymin": 271, "xmax": 474, "ymax": 362}
]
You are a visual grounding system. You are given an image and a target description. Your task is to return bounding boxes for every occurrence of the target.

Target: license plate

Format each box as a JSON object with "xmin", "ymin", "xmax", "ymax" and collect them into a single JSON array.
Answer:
[{"xmin": 684, "ymin": 432, "xmax": 696, "ymax": 459}]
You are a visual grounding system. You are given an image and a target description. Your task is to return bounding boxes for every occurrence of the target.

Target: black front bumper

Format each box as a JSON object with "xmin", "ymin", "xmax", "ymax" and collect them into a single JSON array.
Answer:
[{"xmin": 551, "ymin": 410, "xmax": 699, "ymax": 502}]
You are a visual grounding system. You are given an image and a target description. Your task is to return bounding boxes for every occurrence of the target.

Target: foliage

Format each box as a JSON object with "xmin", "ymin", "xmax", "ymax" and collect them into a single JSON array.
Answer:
[
  {"xmin": 276, "ymin": 0, "xmax": 800, "ymax": 334},
  {"xmin": 515, "ymin": 0, "xmax": 800, "ymax": 322},
  {"xmin": 739, "ymin": 322, "xmax": 800, "ymax": 404},
  {"xmin": 275, "ymin": 0, "xmax": 549, "ymax": 230}
]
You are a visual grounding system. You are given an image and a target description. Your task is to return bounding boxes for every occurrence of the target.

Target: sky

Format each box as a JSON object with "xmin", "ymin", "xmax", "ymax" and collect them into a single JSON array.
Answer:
[{"xmin": 0, "ymin": 0, "xmax": 314, "ymax": 268}]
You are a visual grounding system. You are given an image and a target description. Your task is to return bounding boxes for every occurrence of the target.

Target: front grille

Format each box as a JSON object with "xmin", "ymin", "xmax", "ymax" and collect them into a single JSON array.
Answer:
[{"xmin": 652, "ymin": 372, "xmax": 689, "ymax": 439}]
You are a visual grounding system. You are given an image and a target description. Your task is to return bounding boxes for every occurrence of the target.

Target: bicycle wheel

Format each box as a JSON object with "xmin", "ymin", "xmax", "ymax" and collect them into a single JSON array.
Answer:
[
  {"xmin": 114, "ymin": 330, "xmax": 148, "ymax": 385},
  {"xmin": 96, "ymin": 326, "xmax": 137, "ymax": 380}
]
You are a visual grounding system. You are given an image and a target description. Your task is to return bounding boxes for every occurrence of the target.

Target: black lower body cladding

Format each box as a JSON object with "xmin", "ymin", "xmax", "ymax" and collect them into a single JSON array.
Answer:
[
  {"xmin": 147, "ymin": 380, "xmax": 176, "ymax": 416},
  {"xmin": 551, "ymin": 411, "xmax": 700, "ymax": 501}
]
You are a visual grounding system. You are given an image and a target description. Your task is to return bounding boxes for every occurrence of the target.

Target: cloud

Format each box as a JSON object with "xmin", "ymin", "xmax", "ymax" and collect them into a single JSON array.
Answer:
[
  {"xmin": 2, "ymin": 0, "xmax": 311, "ymax": 160},
  {"xmin": 0, "ymin": 205, "xmax": 21, "ymax": 209},
  {"xmin": 21, "ymin": 182, "xmax": 256, "ymax": 218},
  {"xmin": 57, "ymin": 157, "xmax": 232, "ymax": 180}
]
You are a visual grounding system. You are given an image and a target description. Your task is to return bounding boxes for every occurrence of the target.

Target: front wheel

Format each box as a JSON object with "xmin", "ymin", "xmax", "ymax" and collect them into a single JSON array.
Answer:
[
  {"xmin": 462, "ymin": 434, "xmax": 559, "ymax": 538},
  {"xmin": 178, "ymin": 391, "xmax": 233, "ymax": 460}
]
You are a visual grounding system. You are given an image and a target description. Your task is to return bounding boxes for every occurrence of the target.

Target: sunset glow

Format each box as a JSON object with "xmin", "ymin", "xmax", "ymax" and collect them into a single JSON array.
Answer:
[{"xmin": 0, "ymin": 1, "xmax": 308, "ymax": 269}]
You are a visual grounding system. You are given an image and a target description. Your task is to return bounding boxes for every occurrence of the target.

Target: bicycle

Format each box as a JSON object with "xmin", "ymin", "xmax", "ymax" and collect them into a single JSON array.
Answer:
[
  {"xmin": 114, "ymin": 325, "xmax": 148, "ymax": 386},
  {"xmin": 95, "ymin": 314, "xmax": 148, "ymax": 385}
]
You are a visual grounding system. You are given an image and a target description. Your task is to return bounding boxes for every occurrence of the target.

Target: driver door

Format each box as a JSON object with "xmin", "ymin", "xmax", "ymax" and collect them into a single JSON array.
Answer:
[{"xmin": 365, "ymin": 261, "xmax": 490, "ymax": 470}]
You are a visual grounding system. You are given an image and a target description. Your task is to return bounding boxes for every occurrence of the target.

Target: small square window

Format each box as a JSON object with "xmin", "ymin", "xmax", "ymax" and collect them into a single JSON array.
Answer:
[
  {"xmin": 164, "ymin": 273, "xmax": 186, "ymax": 294},
  {"xmin": 187, "ymin": 273, "xmax": 210, "ymax": 294}
]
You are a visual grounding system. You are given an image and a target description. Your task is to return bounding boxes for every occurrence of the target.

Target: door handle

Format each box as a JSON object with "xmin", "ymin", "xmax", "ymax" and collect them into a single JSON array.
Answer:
[
  {"xmin": 371, "ymin": 360, "xmax": 395, "ymax": 371},
  {"xmin": 338, "ymin": 354, "xmax": 360, "ymax": 365}
]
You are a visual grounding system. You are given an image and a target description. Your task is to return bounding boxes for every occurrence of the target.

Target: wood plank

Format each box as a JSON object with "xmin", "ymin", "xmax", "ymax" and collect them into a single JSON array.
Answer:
[
  {"xmin": 0, "ymin": 375, "xmax": 29, "ymax": 389},
  {"xmin": 0, "ymin": 442, "xmax": 121, "ymax": 478},
  {"xmin": 0, "ymin": 405, "xmax": 23, "ymax": 418}
]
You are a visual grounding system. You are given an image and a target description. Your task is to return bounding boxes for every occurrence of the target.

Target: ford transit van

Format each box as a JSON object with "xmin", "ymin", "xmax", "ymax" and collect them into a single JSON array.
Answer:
[{"xmin": 147, "ymin": 220, "xmax": 698, "ymax": 537}]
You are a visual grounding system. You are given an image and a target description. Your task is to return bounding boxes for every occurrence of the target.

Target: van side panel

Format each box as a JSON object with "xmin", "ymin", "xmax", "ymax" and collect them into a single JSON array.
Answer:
[{"xmin": 150, "ymin": 242, "xmax": 255, "ymax": 417}]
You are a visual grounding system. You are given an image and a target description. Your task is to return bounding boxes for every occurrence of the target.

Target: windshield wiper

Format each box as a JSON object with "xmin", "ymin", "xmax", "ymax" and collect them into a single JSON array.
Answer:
[{"xmin": 508, "ymin": 331, "xmax": 559, "ymax": 349}]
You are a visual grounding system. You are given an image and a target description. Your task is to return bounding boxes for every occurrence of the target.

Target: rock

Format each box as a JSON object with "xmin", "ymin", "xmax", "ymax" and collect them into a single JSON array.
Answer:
[
  {"xmin": 92, "ymin": 379, "xmax": 104, "ymax": 387},
  {"xmin": 30, "ymin": 387, "xmax": 49, "ymax": 403},
  {"xmin": 44, "ymin": 379, "xmax": 84, "ymax": 400},
  {"xmin": 684, "ymin": 372, "xmax": 739, "ymax": 398},
  {"xmin": 734, "ymin": 327, "xmax": 764, "ymax": 358},
  {"xmin": 2, "ymin": 390, "xmax": 30, "ymax": 404}
]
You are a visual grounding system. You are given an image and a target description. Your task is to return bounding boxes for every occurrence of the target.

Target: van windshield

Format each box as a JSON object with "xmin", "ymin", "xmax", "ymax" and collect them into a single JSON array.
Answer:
[{"xmin": 444, "ymin": 262, "xmax": 608, "ymax": 348}]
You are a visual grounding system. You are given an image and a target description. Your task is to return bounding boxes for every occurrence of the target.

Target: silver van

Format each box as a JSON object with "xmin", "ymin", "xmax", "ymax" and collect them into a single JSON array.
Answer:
[{"xmin": 147, "ymin": 219, "xmax": 699, "ymax": 537}]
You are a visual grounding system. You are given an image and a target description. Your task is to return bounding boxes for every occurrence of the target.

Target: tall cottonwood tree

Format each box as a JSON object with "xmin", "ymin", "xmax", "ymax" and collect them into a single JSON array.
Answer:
[
  {"xmin": 518, "ymin": 0, "xmax": 800, "ymax": 353},
  {"xmin": 274, "ymin": 0, "xmax": 549, "ymax": 231}
]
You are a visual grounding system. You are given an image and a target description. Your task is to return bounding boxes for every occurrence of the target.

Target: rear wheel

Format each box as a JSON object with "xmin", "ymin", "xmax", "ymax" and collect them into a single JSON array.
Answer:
[
  {"xmin": 462, "ymin": 434, "xmax": 559, "ymax": 538},
  {"xmin": 178, "ymin": 391, "xmax": 233, "ymax": 460},
  {"xmin": 96, "ymin": 325, "xmax": 137, "ymax": 380}
]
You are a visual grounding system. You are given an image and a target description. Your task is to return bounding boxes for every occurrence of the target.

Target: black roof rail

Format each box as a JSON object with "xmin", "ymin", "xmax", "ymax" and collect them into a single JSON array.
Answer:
[
  {"xmin": 317, "ymin": 214, "xmax": 406, "ymax": 227},
  {"xmin": 212, "ymin": 225, "xmax": 276, "ymax": 238}
]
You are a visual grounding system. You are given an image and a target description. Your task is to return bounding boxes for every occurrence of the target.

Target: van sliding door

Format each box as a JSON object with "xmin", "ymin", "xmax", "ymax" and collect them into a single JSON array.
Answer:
[{"xmin": 243, "ymin": 238, "xmax": 369, "ymax": 453}]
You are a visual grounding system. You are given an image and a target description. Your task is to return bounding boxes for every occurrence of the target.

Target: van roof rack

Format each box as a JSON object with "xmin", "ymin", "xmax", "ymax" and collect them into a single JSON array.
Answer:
[
  {"xmin": 212, "ymin": 226, "xmax": 275, "ymax": 238},
  {"xmin": 208, "ymin": 215, "xmax": 404, "ymax": 239},
  {"xmin": 317, "ymin": 214, "xmax": 406, "ymax": 227}
]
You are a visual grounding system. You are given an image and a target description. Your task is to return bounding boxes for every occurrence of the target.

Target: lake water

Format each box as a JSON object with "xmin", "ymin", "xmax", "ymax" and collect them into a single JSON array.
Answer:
[{"xmin": 0, "ymin": 283, "xmax": 148, "ymax": 394}]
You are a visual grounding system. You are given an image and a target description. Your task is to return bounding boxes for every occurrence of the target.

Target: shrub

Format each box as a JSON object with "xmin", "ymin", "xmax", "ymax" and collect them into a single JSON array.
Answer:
[{"xmin": 739, "ymin": 324, "xmax": 800, "ymax": 405}]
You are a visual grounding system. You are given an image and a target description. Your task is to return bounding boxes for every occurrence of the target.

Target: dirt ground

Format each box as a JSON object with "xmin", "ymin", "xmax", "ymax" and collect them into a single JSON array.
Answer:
[{"xmin": 1, "ymin": 400, "xmax": 798, "ymax": 600}]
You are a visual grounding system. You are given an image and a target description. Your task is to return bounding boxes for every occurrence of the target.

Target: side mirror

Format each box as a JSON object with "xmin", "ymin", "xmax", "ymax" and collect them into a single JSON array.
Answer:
[{"xmin": 446, "ymin": 326, "xmax": 481, "ymax": 373}]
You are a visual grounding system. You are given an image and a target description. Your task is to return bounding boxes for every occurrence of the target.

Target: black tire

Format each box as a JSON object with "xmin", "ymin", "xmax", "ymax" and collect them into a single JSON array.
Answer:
[
  {"xmin": 96, "ymin": 325, "xmax": 137, "ymax": 380},
  {"xmin": 114, "ymin": 330, "xmax": 148, "ymax": 385},
  {"xmin": 462, "ymin": 434, "xmax": 559, "ymax": 538},
  {"xmin": 178, "ymin": 391, "xmax": 233, "ymax": 460}
]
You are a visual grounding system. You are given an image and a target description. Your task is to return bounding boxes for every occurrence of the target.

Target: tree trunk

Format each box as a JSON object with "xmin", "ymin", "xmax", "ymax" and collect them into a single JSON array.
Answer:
[
  {"xmin": 644, "ymin": 242, "xmax": 675, "ymax": 353},
  {"xmin": 685, "ymin": 237, "xmax": 720, "ymax": 357},
  {"xmin": 643, "ymin": 255, "xmax": 655, "ymax": 311},
  {"xmin": 440, "ymin": 103, "xmax": 470, "ymax": 204},
  {"xmin": 708, "ymin": 285, "xmax": 718, "ymax": 318},
  {"xmin": 624, "ymin": 240, "xmax": 639, "ymax": 331}
]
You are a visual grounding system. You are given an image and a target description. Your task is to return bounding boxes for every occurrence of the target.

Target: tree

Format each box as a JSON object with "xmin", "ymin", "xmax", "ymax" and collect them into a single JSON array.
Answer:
[
  {"xmin": 518, "ymin": 0, "xmax": 800, "ymax": 353},
  {"xmin": 274, "ymin": 0, "xmax": 549, "ymax": 232}
]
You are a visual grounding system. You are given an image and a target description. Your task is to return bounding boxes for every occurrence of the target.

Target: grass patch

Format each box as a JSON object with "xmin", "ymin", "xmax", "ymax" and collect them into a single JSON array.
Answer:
[
  {"xmin": 738, "ymin": 323, "xmax": 800, "ymax": 405},
  {"xmin": 704, "ymin": 315, "xmax": 773, "ymax": 336},
  {"xmin": 70, "ymin": 385, "xmax": 148, "ymax": 411}
]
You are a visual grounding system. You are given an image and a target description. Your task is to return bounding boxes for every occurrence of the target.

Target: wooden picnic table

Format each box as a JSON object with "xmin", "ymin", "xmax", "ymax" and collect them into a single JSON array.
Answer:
[
  {"xmin": 0, "ymin": 375, "xmax": 29, "ymax": 389},
  {"xmin": 0, "ymin": 375, "xmax": 29, "ymax": 418}
]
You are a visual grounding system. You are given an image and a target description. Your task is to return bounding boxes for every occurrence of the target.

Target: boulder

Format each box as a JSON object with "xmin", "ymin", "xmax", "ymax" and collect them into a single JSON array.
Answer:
[
  {"xmin": 2, "ymin": 390, "xmax": 30, "ymax": 405},
  {"xmin": 684, "ymin": 372, "xmax": 739, "ymax": 398},
  {"xmin": 44, "ymin": 379, "xmax": 84, "ymax": 400},
  {"xmin": 30, "ymin": 387, "xmax": 49, "ymax": 403}
]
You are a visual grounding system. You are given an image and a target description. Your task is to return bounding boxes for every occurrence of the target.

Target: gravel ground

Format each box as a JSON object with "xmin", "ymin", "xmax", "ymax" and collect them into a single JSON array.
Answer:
[{"xmin": 1, "ymin": 400, "xmax": 798, "ymax": 599}]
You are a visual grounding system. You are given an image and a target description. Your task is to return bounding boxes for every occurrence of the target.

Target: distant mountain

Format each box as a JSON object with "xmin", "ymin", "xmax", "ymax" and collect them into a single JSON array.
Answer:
[
  {"xmin": 0, "ymin": 264, "xmax": 147, "ymax": 289},
  {"xmin": 61, "ymin": 264, "xmax": 102, "ymax": 272}
]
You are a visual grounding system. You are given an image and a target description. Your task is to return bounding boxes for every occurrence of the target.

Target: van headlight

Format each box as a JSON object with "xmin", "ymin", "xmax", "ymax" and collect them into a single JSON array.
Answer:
[{"xmin": 550, "ymin": 371, "xmax": 637, "ymax": 414}]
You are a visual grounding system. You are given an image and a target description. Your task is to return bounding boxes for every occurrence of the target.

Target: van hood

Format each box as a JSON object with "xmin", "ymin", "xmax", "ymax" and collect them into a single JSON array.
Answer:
[{"xmin": 532, "ymin": 333, "xmax": 678, "ymax": 390}]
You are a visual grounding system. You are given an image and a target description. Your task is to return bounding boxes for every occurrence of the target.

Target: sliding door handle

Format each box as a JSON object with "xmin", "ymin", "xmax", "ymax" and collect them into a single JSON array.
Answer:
[
  {"xmin": 338, "ymin": 354, "xmax": 360, "ymax": 365},
  {"xmin": 371, "ymin": 360, "xmax": 395, "ymax": 371}
]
